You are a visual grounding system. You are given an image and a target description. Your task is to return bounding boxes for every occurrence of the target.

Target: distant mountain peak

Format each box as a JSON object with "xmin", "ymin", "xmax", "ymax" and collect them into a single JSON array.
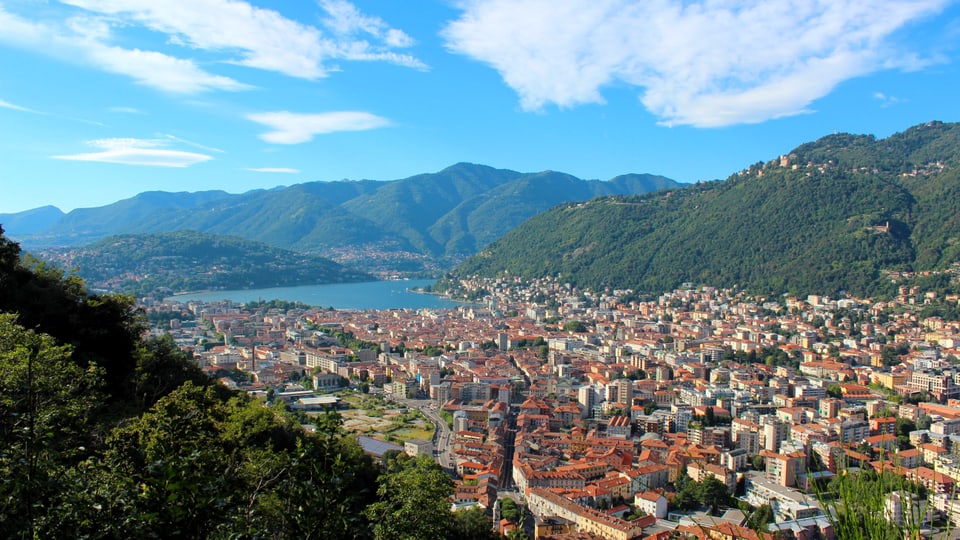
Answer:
[{"xmin": 0, "ymin": 205, "xmax": 66, "ymax": 237}]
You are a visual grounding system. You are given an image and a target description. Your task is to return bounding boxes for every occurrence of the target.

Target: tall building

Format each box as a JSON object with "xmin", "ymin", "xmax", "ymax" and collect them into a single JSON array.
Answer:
[
  {"xmin": 578, "ymin": 385, "xmax": 600, "ymax": 419},
  {"xmin": 761, "ymin": 416, "xmax": 785, "ymax": 453},
  {"xmin": 497, "ymin": 332, "xmax": 508, "ymax": 351},
  {"xmin": 607, "ymin": 379, "xmax": 634, "ymax": 406}
]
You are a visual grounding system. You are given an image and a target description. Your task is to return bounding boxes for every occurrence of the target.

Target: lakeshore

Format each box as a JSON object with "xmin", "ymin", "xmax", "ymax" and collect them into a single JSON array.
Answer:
[{"xmin": 163, "ymin": 279, "xmax": 461, "ymax": 310}]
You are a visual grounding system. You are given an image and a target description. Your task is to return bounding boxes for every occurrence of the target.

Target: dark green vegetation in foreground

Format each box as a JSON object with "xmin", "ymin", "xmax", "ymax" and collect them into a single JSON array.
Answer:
[
  {"xmin": 455, "ymin": 121, "xmax": 960, "ymax": 298},
  {"xmin": 39, "ymin": 230, "xmax": 372, "ymax": 296},
  {"xmin": 0, "ymin": 227, "xmax": 492, "ymax": 539},
  {"xmin": 8, "ymin": 163, "xmax": 679, "ymax": 268}
]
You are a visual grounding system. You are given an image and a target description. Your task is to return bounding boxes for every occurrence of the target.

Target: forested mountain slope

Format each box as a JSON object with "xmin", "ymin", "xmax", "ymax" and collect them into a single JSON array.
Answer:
[{"xmin": 454, "ymin": 121, "xmax": 960, "ymax": 297}]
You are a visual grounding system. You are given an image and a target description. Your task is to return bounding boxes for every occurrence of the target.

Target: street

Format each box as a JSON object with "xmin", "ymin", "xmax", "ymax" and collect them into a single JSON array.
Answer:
[{"xmin": 394, "ymin": 396, "xmax": 453, "ymax": 470}]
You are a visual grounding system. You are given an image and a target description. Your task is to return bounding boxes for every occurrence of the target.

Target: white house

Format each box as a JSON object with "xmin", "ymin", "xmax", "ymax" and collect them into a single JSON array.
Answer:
[{"xmin": 634, "ymin": 491, "xmax": 667, "ymax": 519}]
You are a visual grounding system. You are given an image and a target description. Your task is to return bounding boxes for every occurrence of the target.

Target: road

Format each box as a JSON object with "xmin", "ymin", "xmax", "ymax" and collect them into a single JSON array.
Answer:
[{"xmin": 394, "ymin": 397, "xmax": 454, "ymax": 470}]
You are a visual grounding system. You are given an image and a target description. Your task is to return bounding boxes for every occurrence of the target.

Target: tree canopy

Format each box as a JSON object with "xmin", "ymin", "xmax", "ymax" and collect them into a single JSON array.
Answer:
[{"xmin": 0, "ymin": 227, "xmax": 467, "ymax": 538}]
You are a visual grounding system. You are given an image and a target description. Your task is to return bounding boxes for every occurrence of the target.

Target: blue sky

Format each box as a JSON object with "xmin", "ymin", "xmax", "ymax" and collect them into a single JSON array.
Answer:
[{"xmin": 1, "ymin": 0, "xmax": 959, "ymax": 214}]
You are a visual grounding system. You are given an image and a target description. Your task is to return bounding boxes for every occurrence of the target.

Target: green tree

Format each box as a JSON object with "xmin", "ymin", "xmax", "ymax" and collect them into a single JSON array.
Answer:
[
  {"xmin": 746, "ymin": 503, "xmax": 774, "ymax": 532},
  {"xmin": 895, "ymin": 417, "xmax": 917, "ymax": 438},
  {"xmin": 366, "ymin": 454, "xmax": 455, "ymax": 540},
  {"xmin": 500, "ymin": 497, "xmax": 521, "ymax": 522},
  {"xmin": 450, "ymin": 506, "xmax": 498, "ymax": 540},
  {"xmin": 95, "ymin": 382, "xmax": 239, "ymax": 537},
  {"xmin": 506, "ymin": 529, "xmax": 530, "ymax": 540},
  {"xmin": 563, "ymin": 320, "xmax": 587, "ymax": 333},
  {"xmin": 696, "ymin": 476, "xmax": 731, "ymax": 514},
  {"xmin": 0, "ymin": 315, "xmax": 103, "ymax": 539},
  {"xmin": 257, "ymin": 410, "xmax": 378, "ymax": 539},
  {"xmin": 671, "ymin": 473, "xmax": 698, "ymax": 511},
  {"xmin": 131, "ymin": 333, "xmax": 211, "ymax": 412}
]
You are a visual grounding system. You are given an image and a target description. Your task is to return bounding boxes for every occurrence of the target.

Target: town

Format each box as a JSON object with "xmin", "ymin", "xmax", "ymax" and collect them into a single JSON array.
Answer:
[{"xmin": 143, "ymin": 275, "xmax": 960, "ymax": 540}]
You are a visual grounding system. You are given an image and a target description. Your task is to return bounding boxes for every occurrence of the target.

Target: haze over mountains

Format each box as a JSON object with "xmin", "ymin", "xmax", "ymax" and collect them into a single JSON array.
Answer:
[
  {"xmin": 454, "ymin": 121, "xmax": 960, "ymax": 298},
  {"xmin": 3, "ymin": 163, "xmax": 679, "ymax": 272}
]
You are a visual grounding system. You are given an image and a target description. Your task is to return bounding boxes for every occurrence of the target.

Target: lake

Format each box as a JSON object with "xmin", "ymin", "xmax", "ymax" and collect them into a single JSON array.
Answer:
[{"xmin": 164, "ymin": 279, "xmax": 460, "ymax": 310}]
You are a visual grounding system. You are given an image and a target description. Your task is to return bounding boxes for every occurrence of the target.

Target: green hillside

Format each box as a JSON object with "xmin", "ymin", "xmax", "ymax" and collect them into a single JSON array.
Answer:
[
  {"xmin": 12, "ymin": 164, "xmax": 681, "ymax": 270},
  {"xmin": 454, "ymin": 121, "xmax": 960, "ymax": 297},
  {"xmin": 427, "ymin": 171, "xmax": 677, "ymax": 255},
  {"xmin": 339, "ymin": 163, "xmax": 529, "ymax": 254},
  {"xmin": 44, "ymin": 230, "xmax": 371, "ymax": 296},
  {"xmin": 30, "ymin": 190, "xmax": 234, "ymax": 245}
]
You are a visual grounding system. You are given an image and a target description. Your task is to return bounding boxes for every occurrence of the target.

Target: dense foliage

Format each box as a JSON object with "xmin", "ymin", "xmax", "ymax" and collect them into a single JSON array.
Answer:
[
  {"xmin": 0, "ymin": 227, "xmax": 469, "ymax": 538},
  {"xmin": 41, "ymin": 230, "xmax": 371, "ymax": 296},
  {"xmin": 455, "ymin": 121, "xmax": 960, "ymax": 298}
]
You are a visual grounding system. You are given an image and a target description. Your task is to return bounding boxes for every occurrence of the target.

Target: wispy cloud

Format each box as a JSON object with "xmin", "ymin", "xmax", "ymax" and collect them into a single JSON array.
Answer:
[
  {"xmin": 59, "ymin": 0, "xmax": 425, "ymax": 78},
  {"xmin": 0, "ymin": 6, "xmax": 248, "ymax": 93},
  {"xmin": 2, "ymin": 95, "xmax": 106, "ymax": 126},
  {"xmin": 86, "ymin": 43, "xmax": 251, "ymax": 93},
  {"xmin": 0, "ymin": 1, "xmax": 423, "ymax": 94},
  {"xmin": 108, "ymin": 106, "xmax": 143, "ymax": 114},
  {"xmin": 247, "ymin": 111, "xmax": 390, "ymax": 144},
  {"xmin": 873, "ymin": 92, "xmax": 906, "ymax": 107},
  {"xmin": 0, "ymin": 98, "xmax": 39, "ymax": 113},
  {"xmin": 443, "ymin": 0, "xmax": 949, "ymax": 127},
  {"xmin": 246, "ymin": 167, "xmax": 300, "ymax": 174},
  {"xmin": 159, "ymin": 133, "xmax": 225, "ymax": 153},
  {"xmin": 319, "ymin": 0, "xmax": 427, "ymax": 69},
  {"xmin": 52, "ymin": 137, "xmax": 213, "ymax": 167}
]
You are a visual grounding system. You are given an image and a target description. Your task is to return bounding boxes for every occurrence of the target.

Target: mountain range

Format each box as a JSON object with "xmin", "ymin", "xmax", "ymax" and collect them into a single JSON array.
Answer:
[
  {"xmin": 3, "ymin": 164, "xmax": 680, "ymax": 272},
  {"xmin": 453, "ymin": 121, "xmax": 960, "ymax": 298}
]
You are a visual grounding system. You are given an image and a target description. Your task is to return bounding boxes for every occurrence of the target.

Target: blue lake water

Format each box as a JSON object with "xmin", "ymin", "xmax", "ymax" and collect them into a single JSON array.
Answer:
[{"xmin": 164, "ymin": 279, "xmax": 459, "ymax": 310}]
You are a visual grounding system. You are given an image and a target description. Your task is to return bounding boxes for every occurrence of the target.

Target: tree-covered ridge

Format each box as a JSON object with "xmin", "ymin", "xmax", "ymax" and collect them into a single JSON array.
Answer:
[
  {"xmin": 9, "ymin": 163, "xmax": 681, "ymax": 269},
  {"xmin": 0, "ymin": 226, "xmax": 489, "ymax": 538},
  {"xmin": 40, "ymin": 230, "xmax": 372, "ymax": 296},
  {"xmin": 454, "ymin": 121, "xmax": 960, "ymax": 298}
]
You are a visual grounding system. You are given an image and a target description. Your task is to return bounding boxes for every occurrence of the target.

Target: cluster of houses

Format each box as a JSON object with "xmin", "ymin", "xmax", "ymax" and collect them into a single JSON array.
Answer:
[{"xmin": 143, "ymin": 272, "xmax": 960, "ymax": 539}]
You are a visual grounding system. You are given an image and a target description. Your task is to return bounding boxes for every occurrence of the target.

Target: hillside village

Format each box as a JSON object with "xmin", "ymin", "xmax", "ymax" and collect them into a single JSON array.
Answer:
[{"xmin": 145, "ymin": 275, "xmax": 960, "ymax": 540}]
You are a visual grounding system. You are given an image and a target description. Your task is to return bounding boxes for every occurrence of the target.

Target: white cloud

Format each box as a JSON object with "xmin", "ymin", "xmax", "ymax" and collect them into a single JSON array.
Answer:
[
  {"xmin": 0, "ymin": 6, "xmax": 248, "ymax": 93},
  {"xmin": 442, "ymin": 0, "xmax": 949, "ymax": 127},
  {"xmin": 246, "ymin": 167, "xmax": 300, "ymax": 174},
  {"xmin": 247, "ymin": 111, "xmax": 390, "ymax": 144},
  {"xmin": 60, "ymin": 0, "xmax": 332, "ymax": 78},
  {"xmin": 51, "ymin": 137, "xmax": 213, "ymax": 167},
  {"xmin": 319, "ymin": 0, "xmax": 426, "ymax": 69},
  {"xmin": 86, "ymin": 42, "xmax": 251, "ymax": 93},
  {"xmin": 59, "ymin": 0, "xmax": 426, "ymax": 76},
  {"xmin": 0, "ymin": 1, "xmax": 423, "ymax": 93}
]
